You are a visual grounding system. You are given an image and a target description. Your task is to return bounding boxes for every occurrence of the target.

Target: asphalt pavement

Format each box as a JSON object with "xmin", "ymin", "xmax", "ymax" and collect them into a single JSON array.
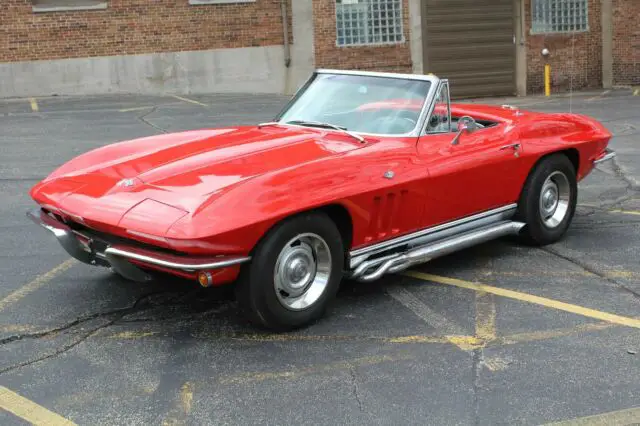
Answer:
[{"xmin": 1, "ymin": 89, "xmax": 639, "ymax": 425}]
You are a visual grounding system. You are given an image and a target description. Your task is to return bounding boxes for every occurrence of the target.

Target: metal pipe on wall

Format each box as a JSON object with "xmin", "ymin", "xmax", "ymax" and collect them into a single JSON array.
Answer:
[{"xmin": 281, "ymin": 0, "xmax": 291, "ymax": 68}]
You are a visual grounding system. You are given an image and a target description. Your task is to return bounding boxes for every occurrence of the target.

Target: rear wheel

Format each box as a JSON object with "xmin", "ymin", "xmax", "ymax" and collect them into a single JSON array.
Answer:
[
  {"xmin": 516, "ymin": 153, "xmax": 577, "ymax": 245},
  {"xmin": 235, "ymin": 212, "xmax": 344, "ymax": 331}
]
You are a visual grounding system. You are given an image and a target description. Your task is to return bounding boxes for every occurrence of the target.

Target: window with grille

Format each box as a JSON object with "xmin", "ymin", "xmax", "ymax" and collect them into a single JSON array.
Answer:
[
  {"xmin": 531, "ymin": 0, "xmax": 589, "ymax": 34},
  {"xmin": 336, "ymin": 0, "xmax": 404, "ymax": 47}
]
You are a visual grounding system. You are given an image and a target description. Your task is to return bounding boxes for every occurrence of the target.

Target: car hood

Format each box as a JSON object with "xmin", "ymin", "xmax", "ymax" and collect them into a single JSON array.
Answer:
[{"xmin": 31, "ymin": 125, "xmax": 364, "ymax": 232}]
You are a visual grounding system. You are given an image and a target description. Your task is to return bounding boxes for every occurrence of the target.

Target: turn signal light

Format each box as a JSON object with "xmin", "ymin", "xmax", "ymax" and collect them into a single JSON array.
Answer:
[{"xmin": 197, "ymin": 271, "xmax": 213, "ymax": 287}]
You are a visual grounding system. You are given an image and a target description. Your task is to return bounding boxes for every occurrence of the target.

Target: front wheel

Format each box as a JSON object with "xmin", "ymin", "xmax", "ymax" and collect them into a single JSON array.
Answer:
[
  {"xmin": 516, "ymin": 153, "xmax": 578, "ymax": 245},
  {"xmin": 235, "ymin": 212, "xmax": 345, "ymax": 331}
]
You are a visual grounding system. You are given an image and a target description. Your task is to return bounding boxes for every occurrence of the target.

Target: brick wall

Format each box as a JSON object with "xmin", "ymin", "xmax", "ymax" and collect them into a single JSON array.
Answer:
[
  {"xmin": 0, "ymin": 0, "xmax": 292, "ymax": 63},
  {"xmin": 612, "ymin": 0, "xmax": 640, "ymax": 85},
  {"xmin": 312, "ymin": 0, "xmax": 412, "ymax": 73},
  {"xmin": 524, "ymin": 0, "xmax": 602, "ymax": 94}
]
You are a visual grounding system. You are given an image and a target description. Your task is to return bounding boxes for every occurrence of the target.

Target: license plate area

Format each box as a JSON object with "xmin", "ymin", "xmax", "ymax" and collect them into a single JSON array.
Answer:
[{"xmin": 75, "ymin": 233, "xmax": 93, "ymax": 253}]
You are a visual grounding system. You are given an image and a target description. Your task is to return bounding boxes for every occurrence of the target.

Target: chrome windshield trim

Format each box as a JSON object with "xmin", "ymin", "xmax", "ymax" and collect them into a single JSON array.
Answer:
[
  {"xmin": 272, "ymin": 69, "xmax": 441, "ymax": 138},
  {"xmin": 315, "ymin": 68, "xmax": 440, "ymax": 83},
  {"xmin": 419, "ymin": 78, "xmax": 450, "ymax": 136},
  {"xmin": 349, "ymin": 204, "xmax": 519, "ymax": 259}
]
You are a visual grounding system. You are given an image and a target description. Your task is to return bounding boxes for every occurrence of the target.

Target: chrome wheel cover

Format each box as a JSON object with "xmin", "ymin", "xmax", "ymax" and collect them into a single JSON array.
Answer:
[
  {"xmin": 539, "ymin": 171, "xmax": 571, "ymax": 228},
  {"xmin": 274, "ymin": 233, "xmax": 332, "ymax": 311}
]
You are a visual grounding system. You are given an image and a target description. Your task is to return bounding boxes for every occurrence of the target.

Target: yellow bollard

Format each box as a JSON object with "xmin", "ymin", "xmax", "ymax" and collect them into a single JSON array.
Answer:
[{"xmin": 544, "ymin": 64, "xmax": 551, "ymax": 97}]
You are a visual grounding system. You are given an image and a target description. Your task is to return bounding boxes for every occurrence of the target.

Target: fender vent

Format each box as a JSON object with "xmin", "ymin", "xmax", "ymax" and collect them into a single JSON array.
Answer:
[{"xmin": 366, "ymin": 190, "xmax": 409, "ymax": 242}]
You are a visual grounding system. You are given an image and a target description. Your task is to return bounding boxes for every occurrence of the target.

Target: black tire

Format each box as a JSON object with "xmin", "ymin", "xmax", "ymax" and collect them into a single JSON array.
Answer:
[
  {"xmin": 235, "ymin": 211, "xmax": 345, "ymax": 331},
  {"xmin": 516, "ymin": 153, "xmax": 578, "ymax": 246}
]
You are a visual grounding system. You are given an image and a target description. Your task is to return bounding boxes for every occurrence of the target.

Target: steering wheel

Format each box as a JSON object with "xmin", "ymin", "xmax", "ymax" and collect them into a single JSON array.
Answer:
[
  {"xmin": 456, "ymin": 116, "xmax": 485, "ymax": 130},
  {"xmin": 374, "ymin": 115, "xmax": 417, "ymax": 134}
]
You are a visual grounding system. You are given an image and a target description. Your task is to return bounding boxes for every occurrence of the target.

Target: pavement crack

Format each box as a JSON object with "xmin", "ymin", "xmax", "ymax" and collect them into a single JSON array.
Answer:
[
  {"xmin": 0, "ymin": 290, "xmax": 174, "ymax": 346},
  {"xmin": 0, "ymin": 289, "xmax": 194, "ymax": 375},
  {"xmin": 472, "ymin": 348, "xmax": 482, "ymax": 426},
  {"xmin": 610, "ymin": 157, "xmax": 639, "ymax": 192},
  {"xmin": 118, "ymin": 302, "xmax": 230, "ymax": 324},
  {"xmin": 542, "ymin": 247, "xmax": 640, "ymax": 300},
  {"xmin": 349, "ymin": 366, "xmax": 365, "ymax": 413},
  {"xmin": 137, "ymin": 106, "xmax": 168, "ymax": 134},
  {"xmin": 0, "ymin": 316, "xmax": 120, "ymax": 375}
]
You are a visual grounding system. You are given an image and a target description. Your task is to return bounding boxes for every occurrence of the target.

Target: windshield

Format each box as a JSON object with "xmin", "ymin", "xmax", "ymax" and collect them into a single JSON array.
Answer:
[{"xmin": 277, "ymin": 73, "xmax": 432, "ymax": 135}]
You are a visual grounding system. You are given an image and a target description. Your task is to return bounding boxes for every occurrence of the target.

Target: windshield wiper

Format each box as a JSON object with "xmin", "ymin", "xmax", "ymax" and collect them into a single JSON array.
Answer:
[{"xmin": 285, "ymin": 120, "xmax": 365, "ymax": 143}]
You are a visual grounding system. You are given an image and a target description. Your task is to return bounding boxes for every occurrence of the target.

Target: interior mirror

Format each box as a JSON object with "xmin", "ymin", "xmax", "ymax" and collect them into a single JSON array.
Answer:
[{"xmin": 451, "ymin": 116, "xmax": 477, "ymax": 145}]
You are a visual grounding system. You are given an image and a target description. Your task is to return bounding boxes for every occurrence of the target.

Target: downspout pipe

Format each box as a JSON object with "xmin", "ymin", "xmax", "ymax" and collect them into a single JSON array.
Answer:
[{"xmin": 281, "ymin": 0, "xmax": 291, "ymax": 68}]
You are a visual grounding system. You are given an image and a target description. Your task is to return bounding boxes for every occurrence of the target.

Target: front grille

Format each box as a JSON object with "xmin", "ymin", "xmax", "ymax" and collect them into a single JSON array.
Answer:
[{"xmin": 44, "ymin": 209, "xmax": 189, "ymax": 257}]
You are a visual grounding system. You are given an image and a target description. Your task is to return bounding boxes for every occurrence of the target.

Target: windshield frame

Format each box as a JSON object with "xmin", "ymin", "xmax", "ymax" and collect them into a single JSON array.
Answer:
[{"xmin": 272, "ymin": 69, "xmax": 441, "ymax": 138}]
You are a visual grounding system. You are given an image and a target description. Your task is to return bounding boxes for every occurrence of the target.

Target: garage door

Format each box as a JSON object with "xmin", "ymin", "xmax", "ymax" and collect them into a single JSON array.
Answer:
[{"xmin": 422, "ymin": 0, "xmax": 516, "ymax": 99}]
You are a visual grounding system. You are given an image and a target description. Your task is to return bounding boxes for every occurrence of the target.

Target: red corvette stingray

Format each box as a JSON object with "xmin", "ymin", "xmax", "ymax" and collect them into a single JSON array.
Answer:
[{"xmin": 28, "ymin": 69, "xmax": 615, "ymax": 330}]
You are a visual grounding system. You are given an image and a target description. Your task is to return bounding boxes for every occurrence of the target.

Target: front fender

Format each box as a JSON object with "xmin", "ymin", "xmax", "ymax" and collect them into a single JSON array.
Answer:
[{"xmin": 164, "ymin": 141, "xmax": 421, "ymax": 255}]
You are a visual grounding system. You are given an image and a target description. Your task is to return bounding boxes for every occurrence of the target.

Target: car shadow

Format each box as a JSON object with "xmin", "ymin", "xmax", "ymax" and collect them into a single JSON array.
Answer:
[{"xmin": 89, "ymin": 238, "xmax": 522, "ymax": 337}]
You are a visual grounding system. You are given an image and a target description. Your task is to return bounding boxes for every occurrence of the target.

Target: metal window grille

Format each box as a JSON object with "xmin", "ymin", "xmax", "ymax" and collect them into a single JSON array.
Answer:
[
  {"xmin": 531, "ymin": 0, "xmax": 589, "ymax": 34},
  {"xmin": 336, "ymin": 0, "xmax": 404, "ymax": 47}
]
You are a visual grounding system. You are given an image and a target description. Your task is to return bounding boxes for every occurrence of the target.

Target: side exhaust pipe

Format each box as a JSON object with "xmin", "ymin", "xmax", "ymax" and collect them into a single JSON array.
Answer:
[{"xmin": 353, "ymin": 221, "xmax": 525, "ymax": 282}]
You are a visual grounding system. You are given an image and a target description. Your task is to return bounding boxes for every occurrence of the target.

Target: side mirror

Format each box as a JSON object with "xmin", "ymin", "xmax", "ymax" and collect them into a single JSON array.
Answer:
[{"xmin": 451, "ymin": 116, "xmax": 478, "ymax": 145}]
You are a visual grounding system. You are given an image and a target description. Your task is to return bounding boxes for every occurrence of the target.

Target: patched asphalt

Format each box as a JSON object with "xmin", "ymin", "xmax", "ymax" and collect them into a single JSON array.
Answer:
[{"xmin": 1, "ymin": 90, "xmax": 639, "ymax": 425}]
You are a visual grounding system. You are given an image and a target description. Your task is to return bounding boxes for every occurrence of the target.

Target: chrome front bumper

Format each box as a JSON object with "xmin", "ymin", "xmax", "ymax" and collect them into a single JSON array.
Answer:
[
  {"xmin": 594, "ymin": 147, "xmax": 616, "ymax": 165},
  {"xmin": 27, "ymin": 208, "xmax": 251, "ymax": 283}
]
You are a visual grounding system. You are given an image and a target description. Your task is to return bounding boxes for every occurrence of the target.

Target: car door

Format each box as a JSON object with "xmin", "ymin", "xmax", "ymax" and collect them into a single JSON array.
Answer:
[{"xmin": 416, "ymin": 82, "xmax": 526, "ymax": 227}]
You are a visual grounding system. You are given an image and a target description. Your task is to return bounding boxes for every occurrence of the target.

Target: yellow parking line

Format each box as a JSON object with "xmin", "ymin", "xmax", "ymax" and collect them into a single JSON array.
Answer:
[
  {"xmin": 498, "ymin": 321, "xmax": 618, "ymax": 346},
  {"xmin": 161, "ymin": 381, "xmax": 194, "ymax": 425},
  {"xmin": 476, "ymin": 268, "xmax": 640, "ymax": 280},
  {"xmin": 180, "ymin": 382, "xmax": 194, "ymax": 414},
  {"xmin": 29, "ymin": 98, "xmax": 39, "ymax": 112},
  {"xmin": 542, "ymin": 406, "xmax": 640, "ymax": 425},
  {"xmin": 384, "ymin": 335, "xmax": 454, "ymax": 344},
  {"xmin": 633, "ymin": 88, "xmax": 639, "ymax": 96},
  {"xmin": 402, "ymin": 271, "xmax": 640, "ymax": 330},
  {"xmin": 191, "ymin": 332, "xmax": 368, "ymax": 342},
  {"xmin": 0, "ymin": 259, "xmax": 76, "ymax": 312},
  {"xmin": 219, "ymin": 353, "xmax": 413, "ymax": 385},
  {"xmin": 118, "ymin": 106, "xmax": 154, "ymax": 112},
  {"xmin": 108, "ymin": 330, "xmax": 157, "ymax": 339},
  {"xmin": 482, "ymin": 356, "xmax": 511, "ymax": 371},
  {"xmin": 475, "ymin": 292, "xmax": 496, "ymax": 341},
  {"xmin": 610, "ymin": 209, "xmax": 640, "ymax": 216},
  {"xmin": 0, "ymin": 324, "xmax": 38, "ymax": 333},
  {"xmin": 586, "ymin": 90, "xmax": 610, "ymax": 102},
  {"xmin": 386, "ymin": 286, "xmax": 478, "ymax": 350},
  {"xmin": 188, "ymin": 330, "xmax": 456, "ymax": 345},
  {"xmin": 0, "ymin": 386, "xmax": 76, "ymax": 425},
  {"xmin": 170, "ymin": 95, "xmax": 208, "ymax": 107}
]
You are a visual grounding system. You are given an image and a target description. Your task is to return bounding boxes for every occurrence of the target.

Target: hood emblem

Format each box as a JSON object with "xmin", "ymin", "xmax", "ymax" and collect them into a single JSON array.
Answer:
[
  {"xmin": 383, "ymin": 171, "xmax": 395, "ymax": 179},
  {"xmin": 117, "ymin": 178, "xmax": 136, "ymax": 188}
]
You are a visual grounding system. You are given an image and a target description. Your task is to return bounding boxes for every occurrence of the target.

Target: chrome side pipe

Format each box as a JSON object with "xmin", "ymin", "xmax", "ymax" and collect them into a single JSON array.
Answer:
[{"xmin": 350, "ymin": 221, "xmax": 526, "ymax": 283}]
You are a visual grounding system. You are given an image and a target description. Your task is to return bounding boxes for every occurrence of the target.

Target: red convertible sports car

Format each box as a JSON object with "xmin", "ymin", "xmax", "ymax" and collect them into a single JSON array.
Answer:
[{"xmin": 28, "ymin": 69, "xmax": 615, "ymax": 330}]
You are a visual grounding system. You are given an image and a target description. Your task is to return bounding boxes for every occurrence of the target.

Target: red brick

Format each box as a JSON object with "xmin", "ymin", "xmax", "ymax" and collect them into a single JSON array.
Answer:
[
  {"xmin": 612, "ymin": 0, "xmax": 640, "ymax": 85},
  {"xmin": 0, "ymin": 0, "xmax": 293, "ymax": 62}
]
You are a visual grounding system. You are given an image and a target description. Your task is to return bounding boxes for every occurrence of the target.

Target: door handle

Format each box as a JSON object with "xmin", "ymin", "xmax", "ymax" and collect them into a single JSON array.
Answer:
[{"xmin": 499, "ymin": 143, "xmax": 521, "ymax": 151}]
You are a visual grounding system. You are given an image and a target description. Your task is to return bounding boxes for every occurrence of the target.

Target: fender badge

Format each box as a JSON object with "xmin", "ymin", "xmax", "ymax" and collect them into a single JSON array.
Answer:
[
  {"xmin": 383, "ymin": 171, "xmax": 395, "ymax": 179},
  {"xmin": 117, "ymin": 178, "xmax": 136, "ymax": 188}
]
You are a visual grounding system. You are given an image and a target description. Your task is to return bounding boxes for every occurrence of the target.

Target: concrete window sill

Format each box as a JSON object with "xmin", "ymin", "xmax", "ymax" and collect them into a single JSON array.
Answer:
[
  {"xmin": 32, "ymin": 2, "xmax": 107, "ymax": 13},
  {"xmin": 189, "ymin": 0, "xmax": 256, "ymax": 4}
]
